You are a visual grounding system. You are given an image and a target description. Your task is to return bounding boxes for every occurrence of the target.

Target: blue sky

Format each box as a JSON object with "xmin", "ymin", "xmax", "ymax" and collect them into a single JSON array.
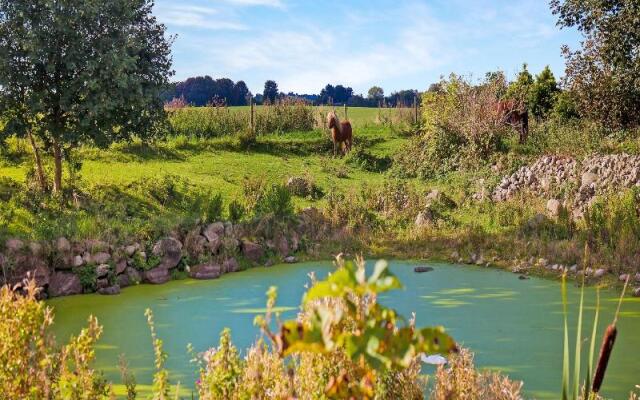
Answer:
[{"xmin": 153, "ymin": 0, "xmax": 582, "ymax": 95}]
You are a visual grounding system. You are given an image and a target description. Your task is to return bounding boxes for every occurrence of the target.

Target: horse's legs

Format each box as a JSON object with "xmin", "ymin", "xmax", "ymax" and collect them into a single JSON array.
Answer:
[{"xmin": 333, "ymin": 141, "xmax": 337, "ymax": 157}]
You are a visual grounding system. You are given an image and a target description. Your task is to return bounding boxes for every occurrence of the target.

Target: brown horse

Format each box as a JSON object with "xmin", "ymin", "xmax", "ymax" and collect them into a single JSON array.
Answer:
[
  {"xmin": 327, "ymin": 111, "xmax": 353, "ymax": 156},
  {"xmin": 496, "ymin": 99, "xmax": 529, "ymax": 144}
]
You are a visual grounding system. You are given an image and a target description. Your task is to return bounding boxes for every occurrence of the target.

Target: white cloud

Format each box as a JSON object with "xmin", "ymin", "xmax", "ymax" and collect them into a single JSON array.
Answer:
[
  {"xmin": 155, "ymin": 4, "xmax": 248, "ymax": 30},
  {"xmin": 177, "ymin": 3, "xmax": 450, "ymax": 93}
]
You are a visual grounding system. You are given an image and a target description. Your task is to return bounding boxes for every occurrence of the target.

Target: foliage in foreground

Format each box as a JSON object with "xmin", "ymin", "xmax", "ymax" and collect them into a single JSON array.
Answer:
[
  {"xmin": 0, "ymin": 280, "xmax": 110, "ymax": 400},
  {"xmin": 192, "ymin": 257, "xmax": 457, "ymax": 399},
  {"xmin": 2, "ymin": 260, "xmax": 640, "ymax": 399}
]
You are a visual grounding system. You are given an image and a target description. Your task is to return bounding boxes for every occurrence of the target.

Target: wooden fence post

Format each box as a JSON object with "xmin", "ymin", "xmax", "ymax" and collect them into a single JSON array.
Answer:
[
  {"xmin": 249, "ymin": 97, "xmax": 255, "ymax": 133},
  {"xmin": 414, "ymin": 95, "xmax": 419, "ymax": 124},
  {"xmin": 344, "ymin": 104, "xmax": 348, "ymax": 121}
]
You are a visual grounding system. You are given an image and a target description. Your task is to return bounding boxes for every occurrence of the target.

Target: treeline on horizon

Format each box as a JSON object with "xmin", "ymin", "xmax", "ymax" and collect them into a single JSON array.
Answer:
[{"xmin": 161, "ymin": 75, "xmax": 420, "ymax": 107}]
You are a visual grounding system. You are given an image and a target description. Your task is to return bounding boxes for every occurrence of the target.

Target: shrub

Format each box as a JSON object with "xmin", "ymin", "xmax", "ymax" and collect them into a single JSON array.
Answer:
[
  {"xmin": 430, "ymin": 348, "xmax": 523, "ymax": 400},
  {"xmin": 285, "ymin": 175, "xmax": 323, "ymax": 199},
  {"xmin": 422, "ymin": 73, "xmax": 511, "ymax": 157},
  {"xmin": 228, "ymin": 199, "xmax": 245, "ymax": 223},
  {"xmin": 202, "ymin": 192, "xmax": 223, "ymax": 223},
  {"xmin": 242, "ymin": 175, "xmax": 268, "ymax": 211},
  {"xmin": 583, "ymin": 189, "xmax": 640, "ymax": 253},
  {"xmin": 254, "ymin": 184, "xmax": 294, "ymax": 218},
  {"xmin": 393, "ymin": 126, "xmax": 464, "ymax": 179},
  {"xmin": 0, "ymin": 281, "xmax": 110, "ymax": 399}
]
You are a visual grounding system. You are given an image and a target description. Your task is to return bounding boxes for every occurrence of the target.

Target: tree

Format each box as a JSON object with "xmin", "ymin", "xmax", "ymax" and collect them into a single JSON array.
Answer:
[
  {"xmin": 528, "ymin": 66, "xmax": 560, "ymax": 119},
  {"xmin": 175, "ymin": 76, "xmax": 216, "ymax": 106},
  {"xmin": 505, "ymin": 64, "xmax": 534, "ymax": 107},
  {"xmin": 333, "ymin": 85, "xmax": 353, "ymax": 104},
  {"xmin": 232, "ymin": 81, "xmax": 251, "ymax": 106},
  {"xmin": 319, "ymin": 84, "xmax": 335, "ymax": 105},
  {"xmin": 263, "ymin": 80, "xmax": 279, "ymax": 104},
  {"xmin": 213, "ymin": 78, "xmax": 235, "ymax": 105},
  {"xmin": 367, "ymin": 86, "xmax": 384, "ymax": 101},
  {"xmin": 0, "ymin": 0, "xmax": 173, "ymax": 193},
  {"xmin": 551, "ymin": 0, "xmax": 640, "ymax": 128}
]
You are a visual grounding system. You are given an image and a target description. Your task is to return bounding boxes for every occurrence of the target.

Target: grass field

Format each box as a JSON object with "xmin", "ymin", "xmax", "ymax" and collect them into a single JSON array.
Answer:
[
  {"xmin": 0, "ymin": 107, "xmax": 410, "ymax": 206},
  {"xmin": 0, "ymin": 106, "xmax": 422, "ymax": 241}
]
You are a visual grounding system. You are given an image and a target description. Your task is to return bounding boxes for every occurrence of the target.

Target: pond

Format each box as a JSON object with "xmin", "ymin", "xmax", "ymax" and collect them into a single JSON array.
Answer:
[{"xmin": 49, "ymin": 260, "xmax": 640, "ymax": 399}]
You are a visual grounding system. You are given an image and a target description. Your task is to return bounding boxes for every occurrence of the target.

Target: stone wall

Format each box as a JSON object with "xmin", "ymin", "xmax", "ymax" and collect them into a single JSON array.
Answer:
[
  {"xmin": 491, "ymin": 154, "xmax": 640, "ymax": 217},
  {"xmin": 0, "ymin": 207, "xmax": 329, "ymax": 299}
]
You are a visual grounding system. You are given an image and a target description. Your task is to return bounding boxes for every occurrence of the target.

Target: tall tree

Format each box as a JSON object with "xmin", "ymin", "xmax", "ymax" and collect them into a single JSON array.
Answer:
[
  {"xmin": 213, "ymin": 78, "xmax": 235, "ymax": 105},
  {"xmin": 367, "ymin": 86, "xmax": 384, "ymax": 101},
  {"xmin": 0, "ymin": 0, "xmax": 174, "ymax": 193},
  {"xmin": 528, "ymin": 66, "xmax": 559, "ymax": 119},
  {"xmin": 551, "ymin": 0, "xmax": 640, "ymax": 128},
  {"xmin": 263, "ymin": 80, "xmax": 279, "ymax": 104},
  {"xmin": 505, "ymin": 64, "xmax": 534, "ymax": 106},
  {"xmin": 319, "ymin": 84, "xmax": 335, "ymax": 105},
  {"xmin": 232, "ymin": 81, "xmax": 251, "ymax": 106}
]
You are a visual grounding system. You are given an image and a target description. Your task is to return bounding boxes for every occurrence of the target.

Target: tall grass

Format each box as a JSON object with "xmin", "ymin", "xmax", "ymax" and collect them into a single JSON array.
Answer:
[
  {"xmin": 168, "ymin": 100, "xmax": 315, "ymax": 138},
  {"xmin": 561, "ymin": 272, "xmax": 630, "ymax": 400}
]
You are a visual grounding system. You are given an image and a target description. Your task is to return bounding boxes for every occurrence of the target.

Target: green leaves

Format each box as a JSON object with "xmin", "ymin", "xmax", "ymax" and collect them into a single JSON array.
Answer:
[
  {"xmin": 279, "ymin": 258, "xmax": 456, "ymax": 374},
  {"xmin": 304, "ymin": 260, "xmax": 402, "ymax": 304}
]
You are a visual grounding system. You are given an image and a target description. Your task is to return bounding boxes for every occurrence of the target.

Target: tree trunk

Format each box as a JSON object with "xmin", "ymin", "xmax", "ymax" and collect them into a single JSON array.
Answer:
[
  {"xmin": 27, "ymin": 130, "xmax": 48, "ymax": 192},
  {"xmin": 52, "ymin": 140, "xmax": 63, "ymax": 194}
]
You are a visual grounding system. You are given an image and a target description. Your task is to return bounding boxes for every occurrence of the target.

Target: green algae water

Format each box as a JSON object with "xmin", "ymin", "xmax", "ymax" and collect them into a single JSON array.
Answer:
[{"xmin": 49, "ymin": 261, "xmax": 640, "ymax": 399}]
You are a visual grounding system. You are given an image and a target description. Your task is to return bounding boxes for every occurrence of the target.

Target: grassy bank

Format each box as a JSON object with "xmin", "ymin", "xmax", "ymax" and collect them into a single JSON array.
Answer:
[{"xmin": 1, "ymin": 111, "xmax": 640, "ymax": 286}]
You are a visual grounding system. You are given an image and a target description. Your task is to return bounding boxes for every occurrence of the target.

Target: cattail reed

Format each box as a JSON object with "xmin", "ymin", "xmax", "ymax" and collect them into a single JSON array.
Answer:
[
  {"xmin": 591, "ymin": 323, "xmax": 617, "ymax": 393},
  {"xmin": 591, "ymin": 275, "xmax": 630, "ymax": 394}
]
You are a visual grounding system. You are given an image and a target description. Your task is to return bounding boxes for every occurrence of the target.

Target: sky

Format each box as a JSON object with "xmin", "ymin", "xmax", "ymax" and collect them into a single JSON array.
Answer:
[{"xmin": 153, "ymin": 0, "xmax": 582, "ymax": 96}]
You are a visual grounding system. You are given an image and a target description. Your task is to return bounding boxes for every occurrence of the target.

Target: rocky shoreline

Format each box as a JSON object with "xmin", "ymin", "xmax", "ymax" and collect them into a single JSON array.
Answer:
[
  {"xmin": 3, "ymin": 201, "xmax": 640, "ymax": 300},
  {"xmin": 0, "ymin": 208, "xmax": 328, "ymax": 299}
]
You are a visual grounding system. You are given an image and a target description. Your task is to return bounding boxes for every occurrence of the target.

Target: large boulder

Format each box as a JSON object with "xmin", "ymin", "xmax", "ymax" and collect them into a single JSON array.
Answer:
[
  {"xmin": 55, "ymin": 237, "xmax": 71, "ymax": 253},
  {"xmin": 72, "ymin": 255, "xmax": 84, "ymax": 268},
  {"xmin": 242, "ymin": 241, "xmax": 264, "ymax": 263},
  {"xmin": 5, "ymin": 238, "xmax": 24, "ymax": 253},
  {"xmin": 546, "ymin": 199, "xmax": 562, "ymax": 218},
  {"xmin": 143, "ymin": 267, "xmax": 171, "ymax": 285},
  {"xmin": 203, "ymin": 223, "xmax": 225, "ymax": 242},
  {"xmin": 96, "ymin": 264, "xmax": 111, "ymax": 279},
  {"xmin": 415, "ymin": 210, "xmax": 434, "ymax": 227},
  {"xmin": 115, "ymin": 258, "xmax": 128, "ymax": 275},
  {"xmin": 29, "ymin": 242, "xmax": 44, "ymax": 257},
  {"xmin": 189, "ymin": 263, "xmax": 222, "ymax": 280},
  {"xmin": 92, "ymin": 252, "xmax": 111, "ymax": 265},
  {"xmin": 126, "ymin": 267, "xmax": 142, "ymax": 285},
  {"xmin": 276, "ymin": 237, "xmax": 289, "ymax": 257},
  {"xmin": 49, "ymin": 272, "xmax": 83, "ymax": 297},
  {"xmin": 152, "ymin": 238, "xmax": 183, "ymax": 270},
  {"xmin": 31, "ymin": 265, "xmax": 51, "ymax": 288},
  {"xmin": 184, "ymin": 230, "xmax": 209, "ymax": 259},
  {"xmin": 223, "ymin": 258, "xmax": 239, "ymax": 273},
  {"xmin": 124, "ymin": 244, "xmax": 140, "ymax": 257},
  {"xmin": 116, "ymin": 274, "xmax": 131, "ymax": 288}
]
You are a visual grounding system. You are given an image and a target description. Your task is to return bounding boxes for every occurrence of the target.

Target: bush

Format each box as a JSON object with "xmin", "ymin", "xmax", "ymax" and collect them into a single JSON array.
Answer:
[
  {"xmin": 254, "ymin": 184, "xmax": 293, "ymax": 218},
  {"xmin": 393, "ymin": 126, "xmax": 464, "ymax": 179},
  {"xmin": 228, "ymin": 199, "xmax": 245, "ymax": 223},
  {"xmin": 203, "ymin": 192, "xmax": 223, "ymax": 223},
  {"xmin": 285, "ymin": 175, "xmax": 323, "ymax": 199},
  {"xmin": 422, "ymin": 73, "xmax": 511, "ymax": 157},
  {"xmin": 0, "ymin": 281, "xmax": 110, "ymax": 398}
]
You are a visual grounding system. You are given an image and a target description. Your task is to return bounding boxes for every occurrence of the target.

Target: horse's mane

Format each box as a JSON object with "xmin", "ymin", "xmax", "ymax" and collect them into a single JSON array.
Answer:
[{"xmin": 328, "ymin": 111, "xmax": 342, "ymax": 135}]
